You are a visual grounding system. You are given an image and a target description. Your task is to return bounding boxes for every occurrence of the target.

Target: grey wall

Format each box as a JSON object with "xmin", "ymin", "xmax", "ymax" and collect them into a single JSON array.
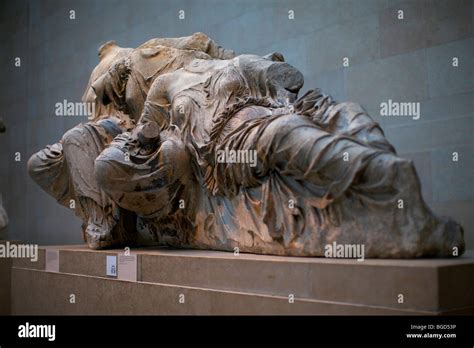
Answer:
[{"xmin": 0, "ymin": 0, "xmax": 473, "ymax": 248}]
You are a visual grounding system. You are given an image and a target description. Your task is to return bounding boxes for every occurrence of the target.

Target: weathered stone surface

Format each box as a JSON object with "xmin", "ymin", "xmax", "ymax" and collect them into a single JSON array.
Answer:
[{"xmin": 28, "ymin": 33, "xmax": 465, "ymax": 258}]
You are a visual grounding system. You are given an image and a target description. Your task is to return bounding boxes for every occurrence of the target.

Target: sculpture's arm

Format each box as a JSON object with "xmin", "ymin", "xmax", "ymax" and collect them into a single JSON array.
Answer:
[{"xmin": 132, "ymin": 74, "xmax": 170, "ymax": 146}]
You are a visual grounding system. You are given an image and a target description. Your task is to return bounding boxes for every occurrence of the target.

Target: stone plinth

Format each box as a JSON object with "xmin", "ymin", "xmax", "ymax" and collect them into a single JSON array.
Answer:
[
  {"xmin": 8, "ymin": 245, "xmax": 474, "ymax": 315},
  {"xmin": 0, "ymin": 240, "xmax": 21, "ymax": 315}
]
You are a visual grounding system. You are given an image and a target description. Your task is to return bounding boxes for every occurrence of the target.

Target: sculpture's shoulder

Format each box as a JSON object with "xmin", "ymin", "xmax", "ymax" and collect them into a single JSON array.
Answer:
[
  {"xmin": 137, "ymin": 32, "xmax": 234, "ymax": 59},
  {"xmin": 138, "ymin": 32, "xmax": 210, "ymax": 51}
]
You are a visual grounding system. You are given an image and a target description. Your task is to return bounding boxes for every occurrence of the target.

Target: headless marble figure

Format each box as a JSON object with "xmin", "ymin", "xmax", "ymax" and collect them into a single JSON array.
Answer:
[
  {"xmin": 94, "ymin": 51, "xmax": 464, "ymax": 257},
  {"xmin": 28, "ymin": 33, "xmax": 234, "ymax": 248}
]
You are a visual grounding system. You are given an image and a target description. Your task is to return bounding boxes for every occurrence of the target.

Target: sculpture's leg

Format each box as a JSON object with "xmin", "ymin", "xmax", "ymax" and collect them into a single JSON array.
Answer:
[
  {"xmin": 28, "ymin": 119, "xmax": 135, "ymax": 249},
  {"xmin": 94, "ymin": 129, "xmax": 195, "ymax": 246},
  {"xmin": 247, "ymin": 114, "xmax": 463, "ymax": 256},
  {"xmin": 28, "ymin": 142, "xmax": 75, "ymax": 209},
  {"xmin": 254, "ymin": 114, "xmax": 386, "ymax": 201},
  {"xmin": 94, "ymin": 129, "xmax": 192, "ymax": 219}
]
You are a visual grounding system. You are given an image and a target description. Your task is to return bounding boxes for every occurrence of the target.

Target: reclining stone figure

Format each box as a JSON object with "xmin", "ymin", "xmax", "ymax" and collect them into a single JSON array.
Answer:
[{"xmin": 29, "ymin": 33, "xmax": 464, "ymax": 258}]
